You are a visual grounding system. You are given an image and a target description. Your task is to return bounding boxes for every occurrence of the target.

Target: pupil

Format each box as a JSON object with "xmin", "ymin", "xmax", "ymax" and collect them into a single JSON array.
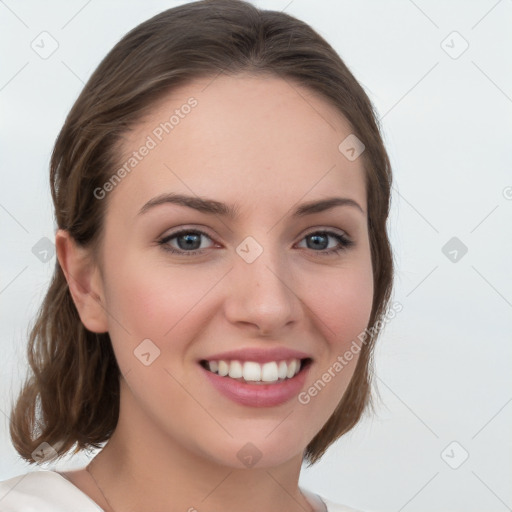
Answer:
[
  {"xmin": 308, "ymin": 233, "xmax": 327, "ymax": 250},
  {"xmin": 179, "ymin": 233, "xmax": 200, "ymax": 250}
]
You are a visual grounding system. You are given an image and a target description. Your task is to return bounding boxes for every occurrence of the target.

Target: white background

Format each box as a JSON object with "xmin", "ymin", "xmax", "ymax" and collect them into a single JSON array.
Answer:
[{"xmin": 1, "ymin": 1, "xmax": 511, "ymax": 511}]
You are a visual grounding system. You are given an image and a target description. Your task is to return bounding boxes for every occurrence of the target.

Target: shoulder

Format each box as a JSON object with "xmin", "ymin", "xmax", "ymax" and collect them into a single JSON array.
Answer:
[{"xmin": 0, "ymin": 470, "xmax": 104, "ymax": 512}]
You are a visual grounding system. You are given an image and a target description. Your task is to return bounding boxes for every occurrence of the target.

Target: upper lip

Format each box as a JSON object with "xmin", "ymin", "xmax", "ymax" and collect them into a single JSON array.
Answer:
[{"xmin": 199, "ymin": 347, "xmax": 313, "ymax": 364}]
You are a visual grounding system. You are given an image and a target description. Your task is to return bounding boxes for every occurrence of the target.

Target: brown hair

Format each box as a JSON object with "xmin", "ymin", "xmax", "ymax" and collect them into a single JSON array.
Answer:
[{"xmin": 9, "ymin": 0, "xmax": 393, "ymax": 467}]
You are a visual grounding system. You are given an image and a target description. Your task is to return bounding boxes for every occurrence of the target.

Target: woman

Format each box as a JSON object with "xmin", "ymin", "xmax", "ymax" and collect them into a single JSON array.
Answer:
[{"xmin": 0, "ymin": 1, "xmax": 393, "ymax": 511}]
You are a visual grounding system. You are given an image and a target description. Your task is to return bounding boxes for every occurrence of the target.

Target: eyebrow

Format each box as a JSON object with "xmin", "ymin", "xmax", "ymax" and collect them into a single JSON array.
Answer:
[{"xmin": 137, "ymin": 193, "xmax": 365, "ymax": 218}]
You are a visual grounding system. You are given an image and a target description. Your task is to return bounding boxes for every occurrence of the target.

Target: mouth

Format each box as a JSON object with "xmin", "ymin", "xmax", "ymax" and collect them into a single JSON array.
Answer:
[{"xmin": 199, "ymin": 357, "xmax": 313, "ymax": 385}]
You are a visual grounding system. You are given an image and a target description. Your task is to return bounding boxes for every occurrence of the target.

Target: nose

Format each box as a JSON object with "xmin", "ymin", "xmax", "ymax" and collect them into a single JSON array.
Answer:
[{"xmin": 223, "ymin": 242, "xmax": 302, "ymax": 336}]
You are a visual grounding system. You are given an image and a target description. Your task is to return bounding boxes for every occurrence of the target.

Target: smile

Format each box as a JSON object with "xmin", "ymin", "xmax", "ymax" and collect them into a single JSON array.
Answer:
[
  {"xmin": 199, "ymin": 358, "xmax": 313, "ymax": 407},
  {"xmin": 200, "ymin": 358, "xmax": 312, "ymax": 384}
]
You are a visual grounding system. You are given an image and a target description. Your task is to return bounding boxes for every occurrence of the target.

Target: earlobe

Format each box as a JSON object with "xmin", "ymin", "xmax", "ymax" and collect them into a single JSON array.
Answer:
[{"xmin": 55, "ymin": 229, "xmax": 109, "ymax": 333}]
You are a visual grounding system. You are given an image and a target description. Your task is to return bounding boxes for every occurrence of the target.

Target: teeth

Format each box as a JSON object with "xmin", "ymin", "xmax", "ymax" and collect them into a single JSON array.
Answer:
[
  {"xmin": 286, "ymin": 359, "xmax": 297, "ymax": 379},
  {"xmin": 205, "ymin": 358, "xmax": 303, "ymax": 383},
  {"xmin": 278, "ymin": 361, "xmax": 288, "ymax": 379},
  {"xmin": 243, "ymin": 361, "xmax": 262, "ymax": 381},
  {"xmin": 228, "ymin": 360, "xmax": 243, "ymax": 379},
  {"xmin": 261, "ymin": 362, "xmax": 278, "ymax": 382},
  {"xmin": 218, "ymin": 360, "xmax": 229, "ymax": 377}
]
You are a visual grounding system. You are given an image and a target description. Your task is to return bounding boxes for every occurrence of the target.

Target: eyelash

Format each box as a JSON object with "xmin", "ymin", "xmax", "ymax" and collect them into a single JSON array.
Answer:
[{"xmin": 157, "ymin": 228, "xmax": 354, "ymax": 257}]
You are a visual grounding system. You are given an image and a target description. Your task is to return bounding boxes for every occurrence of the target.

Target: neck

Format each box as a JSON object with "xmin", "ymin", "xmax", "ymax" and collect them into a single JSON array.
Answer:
[{"xmin": 87, "ymin": 380, "xmax": 317, "ymax": 512}]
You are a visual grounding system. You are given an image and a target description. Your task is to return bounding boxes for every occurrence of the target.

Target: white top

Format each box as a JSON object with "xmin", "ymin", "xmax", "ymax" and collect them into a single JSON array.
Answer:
[{"xmin": 0, "ymin": 470, "xmax": 363, "ymax": 512}]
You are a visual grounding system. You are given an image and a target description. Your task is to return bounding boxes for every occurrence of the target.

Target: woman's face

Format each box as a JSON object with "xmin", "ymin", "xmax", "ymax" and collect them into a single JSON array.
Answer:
[{"xmin": 94, "ymin": 74, "xmax": 373, "ymax": 468}]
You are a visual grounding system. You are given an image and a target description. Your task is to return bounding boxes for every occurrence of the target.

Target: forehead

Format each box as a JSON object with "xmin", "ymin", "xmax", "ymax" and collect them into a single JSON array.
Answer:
[{"xmin": 108, "ymin": 73, "xmax": 367, "ymax": 220}]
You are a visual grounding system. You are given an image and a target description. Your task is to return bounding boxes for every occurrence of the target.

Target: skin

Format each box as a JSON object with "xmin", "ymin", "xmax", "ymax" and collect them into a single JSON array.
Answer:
[{"xmin": 56, "ymin": 73, "xmax": 374, "ymax": 512}]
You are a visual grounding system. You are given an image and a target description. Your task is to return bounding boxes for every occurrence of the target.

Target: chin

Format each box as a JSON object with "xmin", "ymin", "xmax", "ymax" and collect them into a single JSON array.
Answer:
[{"xmin": 193, "ymin": 434, "xmax": 306, "ymax": 470}]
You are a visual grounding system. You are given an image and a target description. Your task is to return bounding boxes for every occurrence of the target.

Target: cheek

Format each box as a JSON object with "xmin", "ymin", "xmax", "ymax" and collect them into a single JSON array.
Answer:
[
  {"xmin": 305, "ymin": 260, "xmax": 374, "ymax": 350},
  {"xmin": 101, "ymin": 254, "xmax": 226, "ymax": 365},
  {"xmin": 295, "ymin": 262, "xmax": 373, "ymax": 426}
]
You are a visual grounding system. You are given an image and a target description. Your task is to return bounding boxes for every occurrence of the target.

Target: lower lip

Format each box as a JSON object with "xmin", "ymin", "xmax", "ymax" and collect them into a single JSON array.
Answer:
[{"xmin": 200, "ymin": 362, "xmax": 311, "ymax": 407}]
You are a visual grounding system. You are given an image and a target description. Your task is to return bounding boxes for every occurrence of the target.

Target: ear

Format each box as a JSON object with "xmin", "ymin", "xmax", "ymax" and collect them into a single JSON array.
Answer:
[{"xmin": 55, "ymin": 229, "xmax": 109, "ymax": 333}]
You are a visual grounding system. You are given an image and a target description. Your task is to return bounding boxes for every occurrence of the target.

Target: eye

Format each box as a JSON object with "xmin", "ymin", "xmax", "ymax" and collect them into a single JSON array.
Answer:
[
  {"xmin": 157, "ymin": 229, "xmax": 216, "ymax": 256},
  {"xmin": 158, "ymin": 228, "xmax": 354, "ymax": 257},
  {"xmin": 296, "ymin": 230, "xmax": 354, "ymax": 256}
]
